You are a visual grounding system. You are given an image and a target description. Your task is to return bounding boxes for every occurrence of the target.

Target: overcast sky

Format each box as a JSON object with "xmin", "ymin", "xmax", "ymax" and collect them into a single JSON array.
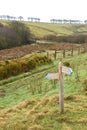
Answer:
[{"xmin": 0, "ymin": 0, "xmax": 87, "ymax": 22}]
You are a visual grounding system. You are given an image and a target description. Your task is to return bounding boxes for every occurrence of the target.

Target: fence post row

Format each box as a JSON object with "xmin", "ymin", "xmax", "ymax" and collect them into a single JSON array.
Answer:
[{"xmin": 46, "ymin": 47, "xmax": 84, "ymax": 60}]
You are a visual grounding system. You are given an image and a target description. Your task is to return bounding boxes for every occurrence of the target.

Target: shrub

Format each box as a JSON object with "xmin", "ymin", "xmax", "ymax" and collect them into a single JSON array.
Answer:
[
  {"xmin": 19, "ymin": 60, "xmax": 29, "ymax": 72},
  {"xmin": 27, "ymin": 59, "xmax": 36, "ymax": 70},
  {"xmin": 6, "ymin": 62, "xmax": 21, "ymax": 76},
  {"xmin": 63, "ymin": 62, "xmax": 70, "ymax": 67},
  {"xmin": 0, "ymin": 54, "xmax": 52, "ymax": 80},
  {"xmin": 0, "ymin": 66, "xmax": 8, "ymax": 79},
  {"xmin": 0, "ymin": 21, "xmax": 33, "ymax": 50}
]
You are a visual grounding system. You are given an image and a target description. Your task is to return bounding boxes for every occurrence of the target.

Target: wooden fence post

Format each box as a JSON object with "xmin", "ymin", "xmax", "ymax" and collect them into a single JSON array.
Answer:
[
  {"xmin": 71, "ymin": 48, "xmax": 73, "ymax": 56},
  {"xmin": 78, "ymin": 47, "xmax": 80, "ymax": 55},
  {"xmin": 63, "ymin": 49, "xmax": 65, "ymax": 58},
  {"xmin": 47, "ymin": 52, "xmax": 49, "ymax": 58},
  {"xmin": 54, "ymin": 50, "xmax": 57, "ymax": 60}
]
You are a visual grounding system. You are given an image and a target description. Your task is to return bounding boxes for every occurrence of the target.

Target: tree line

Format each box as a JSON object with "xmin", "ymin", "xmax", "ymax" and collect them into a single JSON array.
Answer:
[
  {"xmin": 0, "ymin": 21, "xmax": 33, "ymax": 49},
  {"xmin": 0, "ymin": 15, "xmax": 40, "ymax": 22},
  {"xmin": 1, "ymin": 15, "xmax": 87, "ymax": 24}
]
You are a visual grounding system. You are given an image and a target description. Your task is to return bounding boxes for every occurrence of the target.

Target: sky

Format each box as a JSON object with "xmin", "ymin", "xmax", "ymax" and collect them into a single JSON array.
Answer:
[{"xmin": 0, "ymin": 0, "xmax": 87, "ymax": 22}]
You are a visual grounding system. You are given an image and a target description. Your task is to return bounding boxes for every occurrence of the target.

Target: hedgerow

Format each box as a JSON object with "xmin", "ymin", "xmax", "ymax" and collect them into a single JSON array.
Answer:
[{"xmin": 0, "ymin": 54, "xmax": 52, "ymax": 80}]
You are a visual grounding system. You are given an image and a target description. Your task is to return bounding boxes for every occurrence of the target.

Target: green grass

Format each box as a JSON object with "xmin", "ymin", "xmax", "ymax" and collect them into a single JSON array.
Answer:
[{"xmin": 0, "ymin": 53, "xmax": 87, "ymax": 129}]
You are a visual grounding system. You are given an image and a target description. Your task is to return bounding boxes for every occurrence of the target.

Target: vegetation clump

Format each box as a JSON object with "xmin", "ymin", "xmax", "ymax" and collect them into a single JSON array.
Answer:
[
  {"xmin": 0, "ymin": 54, "xmax": 52, "ymax": 80},
  {"xmin": 63, "ymin": 61, "xmax": 70, "ymax": 67},
  {"xmin": 0, "ymin": 21, "xmax": 33, "ymax": 50}
]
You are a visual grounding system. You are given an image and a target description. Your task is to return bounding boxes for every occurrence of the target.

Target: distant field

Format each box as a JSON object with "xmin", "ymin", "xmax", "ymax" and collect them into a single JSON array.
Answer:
[{"xmin": 1, "ymin": 20, "xmax": 87, "ymax": 39}]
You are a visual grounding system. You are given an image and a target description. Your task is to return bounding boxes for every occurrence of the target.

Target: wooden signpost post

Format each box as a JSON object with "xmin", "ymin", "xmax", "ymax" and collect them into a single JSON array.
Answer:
[
  {"xmin": 59, "ymin": 62, "xmax": 64, "ymax": 113},
  {"xmin": 46, "ymin": 62, "xmax": 73, "ymax": 113}
]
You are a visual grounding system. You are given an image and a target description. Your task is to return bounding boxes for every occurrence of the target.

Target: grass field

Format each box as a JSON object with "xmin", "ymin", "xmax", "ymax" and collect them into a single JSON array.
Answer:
[{"xmin": 0, "ymin": 52, "xmax": 87, "ymax": 130}]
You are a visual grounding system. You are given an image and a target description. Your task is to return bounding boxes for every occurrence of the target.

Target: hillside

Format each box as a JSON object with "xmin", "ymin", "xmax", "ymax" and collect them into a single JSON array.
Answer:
[
  {"xmin": 25, "ymin": 22, "xmax": 87, "ymax": 38},
  {"xmin": 1, "ymin": 20, "xmax": 87, "ymax": 39},
  {"xmin": 0, "ymin": 52, "xmax": 87, "ymax": 129}
]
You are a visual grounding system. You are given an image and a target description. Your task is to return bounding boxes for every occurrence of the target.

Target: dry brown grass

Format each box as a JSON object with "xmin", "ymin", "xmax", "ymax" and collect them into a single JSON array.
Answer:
[
  {"xmin": 49, "ymin": 95, "xmax": 59, "ymax": 104},
  {"xmin": 64, "ymin": 94, "xmax": 76, "ymax": 100},
  {"xmin": 62, "ymin": 123, "xmax": 72, "ymax": 130},
  {"xmin": 0, "ymin": 121, "xmax": 7, "ymax": 128},
  {"xmin": 83, "ymin": 103, "xmax": 87, "ymax": 108},
  {"xmin": 28, "ymin": 124, "xmax": 42, "ymax": 130},
  {"xmin": 77, "ymin": 118, "xmax": 87, "ymax": 123},
  {"xmin": 82, "ymin": 78, "xmax": 87, "ymax": 91},
  {"xmin": 16, "ymin": 100, "xmax": 36, "ymax": 109},
  {"xmin": 0, "ymin": 94, "xmax": 87, "ymax": 130},
  {"xmin": 39, "ymin": 95, "xmax": 50, "ymax": 106},
  {"xmin": 33, "ymin": 112, "xmax": 46, "ymax": 123},
  {"xmin": 26, "ymin": 109, "xmax": 36, "ymax": 116}
]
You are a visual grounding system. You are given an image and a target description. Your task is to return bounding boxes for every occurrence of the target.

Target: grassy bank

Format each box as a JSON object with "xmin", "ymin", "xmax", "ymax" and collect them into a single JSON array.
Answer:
[{"xmin": 0, "ymin": 53, "xmax": 87, "ymax": 129}]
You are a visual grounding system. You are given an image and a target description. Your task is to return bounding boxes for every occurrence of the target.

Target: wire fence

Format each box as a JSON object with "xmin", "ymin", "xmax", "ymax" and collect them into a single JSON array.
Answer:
[{"xmin": 45, "ymin": 47, "xmax": 86, "ymax": 60}]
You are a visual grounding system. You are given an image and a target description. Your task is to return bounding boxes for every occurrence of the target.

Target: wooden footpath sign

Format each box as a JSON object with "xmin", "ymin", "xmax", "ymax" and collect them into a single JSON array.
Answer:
[
  {"xmin": 46, "ymin": 73, "xmax": 59, "ymax": 80},
  {"xmin": 46, "ymin": 62, "xmax": 73, "ymax": 113}
]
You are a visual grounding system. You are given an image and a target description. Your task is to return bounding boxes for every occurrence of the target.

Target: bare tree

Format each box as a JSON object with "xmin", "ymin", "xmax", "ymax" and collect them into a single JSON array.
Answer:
[{"xmin": 18, "ymin": 16, "xmax": 23, "ymax": 21}]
